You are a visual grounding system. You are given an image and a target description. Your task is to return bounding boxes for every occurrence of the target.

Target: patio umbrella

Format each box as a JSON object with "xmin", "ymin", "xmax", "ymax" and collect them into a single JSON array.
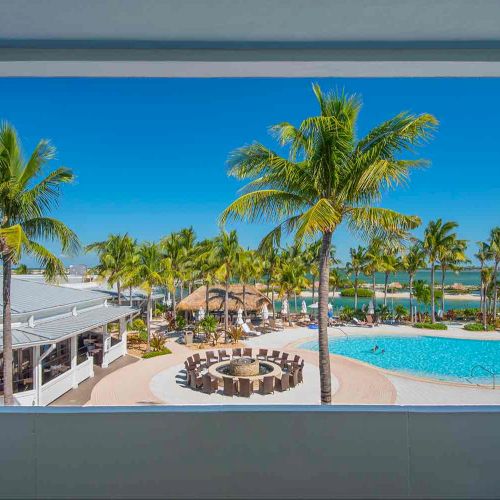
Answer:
[
  {"xmin": 328, "ymin": 302, "xmax": 333, "ymax": 310},
  {"xmin": 281, "ymin": 299, "xmax": 289, "ymax": 316},
  {"xmin": 261, "ymin": 303, "xmax": 269, "ymax": 321},
  {"xmin": 166, "ymin": 292, "xmax": 172, "ymax": 308},
  {"xmin": 308, "ymin": 302, "xmax": 319, "ymax": 309},
  {"xmin": 197, "ymin": 306, "xmax": 205, "ymax": 321},
  {"xmin": 368, "ymin": 300, "xmax": 375, "ymax": 315},
  {"xmin": 301, "ymin": 300, "xmax": 308, "ymax": 314},
  {"xmin": 236, "ymin": 308, "xmax": 244, "ymax": 325}
]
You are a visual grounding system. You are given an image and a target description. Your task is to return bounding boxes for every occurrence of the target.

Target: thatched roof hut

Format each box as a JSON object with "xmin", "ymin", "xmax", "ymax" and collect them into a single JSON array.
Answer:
[
  {"xmin": 450, "ymin": 282, "xmax": 466, "ymax": 291},
  {"xmin": 177, "ymin": 284, "xmax": 271, "ymax": 313},
  {"xmin": 389, "ymin": 282, "xmax": 403, "ymax": 290}
]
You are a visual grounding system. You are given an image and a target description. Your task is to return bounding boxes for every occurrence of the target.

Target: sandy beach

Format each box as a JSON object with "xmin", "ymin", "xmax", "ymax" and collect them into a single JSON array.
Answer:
[{"xmin": 299, "ymin": 290, "xmax": 480, "ymax": 301}]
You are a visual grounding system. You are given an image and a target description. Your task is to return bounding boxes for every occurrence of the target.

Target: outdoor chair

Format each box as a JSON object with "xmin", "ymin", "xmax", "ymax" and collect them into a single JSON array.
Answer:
[
  {"xmin": 242, "ymin": 322, "xmax": 261, "ymax": 336},
  {"xmin": 243, "ymin": 348, "xmax": 252, "ymax": 357},
  {"xmin": 193, "ymin": 352, "xmax": 205, "ymax": 366},
  {"xmin": 275, "ymin": 374, "xmax": 290, "ymax": 392},
  {"xmin": 268, "ymin": 350, "xmax": 281, "ymax": 363},
  {"xmin": 232, "ymin": 348, "xmax": 242, "ymax": 358},
  {"xmin": 238, "ymin": 378, "xmax": 253, "ymax": 397},
  {"xmin": 352, "ymin": 317, "xmax": 373, "ymax": 328},
  {"xmin": 366, "ymin": 314, "xmax": 379, "ymax": 326},
  {"xmin": 259, "ymin": 375, "xmax": 275, "ymax": 395},
  {"xmin": 202, "ymin": 374, "xmax": 218, "ymax": 394},
  {"xmin": 190, "ymin": 370, "xmax": 203, "ymax": 390},
  {"xmin": 289, "ymin": 368, "xmax": 300, "ymax": 388},
  {"xmin": 218, "ymin": 349, "xmax": 230, "ymax": 362},
  {"xmin": 292, "ymin": 354, "xmax": 301, "ymax": 365},
  {"xmin": 257, "ymin": 349, "xmax": 268, "ymax": 360},
  {"xmin": 205, "ymin": 351, "xmax": 218, "ymax": 366},
  {"xmin": 298, "ymin": 366, "xmax": 304, "ymax": 384},
  {"xmin": 277, "ymin": 352, "xmax": 289, "ymax": 366},
  {"xmin": 223, "ymin": 376, "xmax": 238, "ymax": 397}
]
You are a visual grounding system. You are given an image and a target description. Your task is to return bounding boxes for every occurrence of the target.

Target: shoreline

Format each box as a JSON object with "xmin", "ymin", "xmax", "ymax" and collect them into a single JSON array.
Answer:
[{"xmin": 298, "ymin": 290, "xmax": 480, "ymax": 302}]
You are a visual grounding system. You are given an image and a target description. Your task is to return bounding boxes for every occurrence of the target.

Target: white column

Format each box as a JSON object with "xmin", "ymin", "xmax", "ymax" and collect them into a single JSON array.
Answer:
[
  {"xmin": 70, "ymin": 335, "xmax": 78, "ymax": 389},
  {"xmin": 120, "ymin": 317, "xmax": 128, "ymax": 357},
  {"xmin": 33, "ymin": 346, "xmax": 41, "ymax": 406},
  {"xmin": 101, "ymin": 324, "xmax": 111, "ymax": 368}
]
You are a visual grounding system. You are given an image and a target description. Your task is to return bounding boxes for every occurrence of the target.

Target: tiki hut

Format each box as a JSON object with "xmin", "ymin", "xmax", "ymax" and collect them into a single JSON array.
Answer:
[
  {"xmin": 389, "ymin": 282, "xmax": 403, "ymax": 290},
  {"xmin": 450, "ymin": 282, "xmax": 466, "ymax": 291},
  {"xmin": 177, "ymin": 284, "xmax": 271, "ymax": 314}
]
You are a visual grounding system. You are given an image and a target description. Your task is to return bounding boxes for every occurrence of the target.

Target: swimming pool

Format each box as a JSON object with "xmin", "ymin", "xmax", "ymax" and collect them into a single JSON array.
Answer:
[{"xmin": 299, "ymin": 335, "xmax": 500, "ymax": 383}]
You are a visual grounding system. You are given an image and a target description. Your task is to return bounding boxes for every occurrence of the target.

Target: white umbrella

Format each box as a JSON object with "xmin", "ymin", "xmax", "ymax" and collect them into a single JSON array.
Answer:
[
  {"xmin": 328, "ymin": 302, "xmax": 333, "ymax": 310},
  {"xmin": 261, "ymin": 303, "xmax": 269, "ymax": 321},
  {"xmin": 368, "ymin": 300, "xmax": 375, "ymax": 315},
  {"xmin": 166, "ymin": 291, "xmax": 172, "ymax": 308},
  {"xmin": 301, "ymin": 300, "xmax": 308, "ymax": 314},
  {"xmin": 308, "ymin": 302, "xmax": 319, "ymax": 309},
  {"xmin": 236, "ymin": 308, "xmax": 244, "ymax": 325},
  {"xmin": 281, "ymin": 299, "xmax": 289, "ymax": 316},
  {"xmin": 197, "ymin": 306, "xmax": 205, "ymax": 321}
]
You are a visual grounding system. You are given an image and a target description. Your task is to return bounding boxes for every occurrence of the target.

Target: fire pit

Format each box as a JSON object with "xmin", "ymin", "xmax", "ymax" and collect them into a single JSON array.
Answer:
[{"xmin": 228, "ymin": 357, "xmax": 259, "ymax": 377}]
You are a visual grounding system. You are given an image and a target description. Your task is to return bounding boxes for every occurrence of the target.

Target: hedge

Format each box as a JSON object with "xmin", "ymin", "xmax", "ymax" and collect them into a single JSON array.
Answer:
[
  {"xmin": 463, "ymin": 323, "xmax": 495, "ymax": 332},
  {"xmin": 340, "ymin": 287, "xmax": 373, "ymax": 298},
  {"xmin": 413, "ymin": 322, "xmax": 448, "ymax": 330},
  {"xmin": 142, "ymin": 348, "xmax": 172, "ymax": 359}
]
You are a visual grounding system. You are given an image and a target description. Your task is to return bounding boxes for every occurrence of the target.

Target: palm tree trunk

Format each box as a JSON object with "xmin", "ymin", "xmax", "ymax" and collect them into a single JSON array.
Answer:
[
  {"xmin": 172, "ymin": 287, "xmax": 177, "ymax": 317},
  {"xmin": 287, "ymin": 293, "xmax": 292, "ymax": 326},
  {"xmin": 117, "ymin": 280, "xmax": 122, "ymax": 306},
  {"xmin": 146, "ymin": 294, "xmax": 152, "ymax": 352},
  {"xmin": 294, "ymin": 292, "xmax": 298, "ymax": 314},
  {"xmin": 129, "ymin": 286, "xmax": 133, "ymax": 306},
  {"xmin": 180, "ymin": 282, "xmax": 184, "ymax": 301},
  {"xmin": 205, "ymin": 283, "xmax": 210, "ymax": 315},
  {"xmin": 312, "ymin": 279, "xmax": 315, "ymax": 303},
  {"xmin": 224, "ymin": 280, "xmax": 229, "ymax": 332},
  {"xmin": 494, "ymin": 260, "xmax": 499, "ymax": 321},
  {"xmin": 354, "ymin": 274, "xmax": 358, "ymax": 310},
  {"xmin": 440, "ymin": 268, "xmax": 446, "ymax": 316},
  {"xmin": 383, "ymin": 272, "xmax": 389, "ymax": 306},
  {"xmin": 243, "ymin": 284, "xmax": 247, "ymax": 318},
  {"xmin": 372, "ymin": 274, "xmax": 377, "ymax": 308},
  {"xmin": 271, "ymin": 288, "xmax": 276, "ymax": 319},
  {"xmin": 430, "ymin": 261, "xmax": 436, "ymax": 323},
  {"xmin": 409, "ymin": 274, "xmax": 414, "ymax": 322},
  {"xmin": 318, "ymin": 230, "xmax": 333, "ymax": 405},
  {"xmin": 2, "ymin": 257, "xmax": 14, "ymax": 406}
]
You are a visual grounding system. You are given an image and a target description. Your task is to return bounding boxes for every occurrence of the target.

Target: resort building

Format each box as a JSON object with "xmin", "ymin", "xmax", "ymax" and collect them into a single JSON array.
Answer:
[{"xmin": 0, "ymin": 278, "xmax": 138, "ymax": 406}]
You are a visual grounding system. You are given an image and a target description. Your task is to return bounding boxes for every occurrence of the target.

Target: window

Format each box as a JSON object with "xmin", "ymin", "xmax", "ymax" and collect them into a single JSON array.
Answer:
[
  {"xmin": 41, "ymin": 340, "xmax": 71, "ymax": 384},
  {"xmin": 0, "ymin": 348, "xmax": 34, "ymax": 394}
]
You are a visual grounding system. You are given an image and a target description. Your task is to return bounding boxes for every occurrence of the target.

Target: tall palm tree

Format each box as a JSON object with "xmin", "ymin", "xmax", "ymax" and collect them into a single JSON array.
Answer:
[
  {"xmin": 437, "ymin": 237, "xmax": 468, "ymax": 313},
  {"xmin": 346, "ymin": 246, "xmax": 366, "ymax": 310},
  {"xmin": 488, "ymin": 227, "xmax": 500, "ymax": 320},
  {"xmin": 381, "ymin": 253, "xmax": 399, "ymax": 306},
  {"xmin": 475, "ymin": 241, "xmax": 490, "ymax": 315},
  {"xmin": 220, "ymin": 85, "xmax": 435, "ymax": 403},
  {"xmin": 236, "ymin": 249, "xmax": 261, "ymax": 317},
  {"xmin": 481, "ymin": 267, "xmax": 494, "ymax": 328},
  {"xmin": 0, "ymin": 123, "xmax": 80, "ymax": 405},
  {"xmin": 259, "ymin": 243, "xmax": 279, "ymax": 319},
  {"xmin": 194, "ymin": 238, "xmax": 218, "ymax": 315},
  {"xmin": 364, "ymin": 239, "xmax": 385, "ymax": 309},
  {"xmin": 211, "ymin": 230, "xmax": 241, "ymax": 332},
  {"xmin": 302, "ymin": 239, "xmax": 322, "ymax": 303},
  {"xmin": 402, "ymin": 244, "xmax": 427, "ymax": 322},
  {"xmin": 423, "ymin": 219, "xmax": 459, "ymax": 322},
  {"xmin": 86, "ymin": 233, "xmax": 136, "ymax": 305}
]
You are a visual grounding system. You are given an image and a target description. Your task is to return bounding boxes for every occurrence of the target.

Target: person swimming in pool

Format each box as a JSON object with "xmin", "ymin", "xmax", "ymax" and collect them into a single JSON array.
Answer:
[{"xmin": 371, "ymin": 345, "xmax": 379, "ymax": 353}]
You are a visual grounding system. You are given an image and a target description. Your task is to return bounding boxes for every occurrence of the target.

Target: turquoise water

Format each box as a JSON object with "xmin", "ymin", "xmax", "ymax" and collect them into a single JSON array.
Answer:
[
  {"xmin": 300, "ymin": 336, "xmax": 500, "ymax": 383},
  {"xmin": 361, "ymin": 269, "xmax": 480, "ymax": 286}
]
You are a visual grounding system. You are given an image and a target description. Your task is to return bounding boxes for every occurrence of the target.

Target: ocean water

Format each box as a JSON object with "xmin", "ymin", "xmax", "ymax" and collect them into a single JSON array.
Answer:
[
  {"xmin": 363, "ymin": 269, "xmax": 480, "ymax": 286},
  {"xmin": 300, "ymin": 335, "xmax": 500, "ymax": 383}
]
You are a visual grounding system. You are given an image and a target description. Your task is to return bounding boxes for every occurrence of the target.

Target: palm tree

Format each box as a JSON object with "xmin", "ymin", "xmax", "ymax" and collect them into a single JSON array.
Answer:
[
  {"xmin": 346, "ymin": 246, "xmax": 366, "ymax": 310},
  {"xmin": 259, "ymin": 243, "xmax": 280, "ymax": 319},
  {"xmin": 130, "ymin": 242, "xmax": 165, "ymax": 351},
  {"xmin": 302, "ymin": 239, "xmax": 322, "ymax": 303},
  {"xmin": 413, "ymin": 280, "xmax": 431, "ymax": 318},
  {"xmin": 220, "ymin": 85, "xmax": 435, "ymax": 403},
  {"xmin": 402, "ymin": 244, "xmax": 427, "ymax": 322},
  {"xmin": 211, "ymin": 230, "xmax": 241, "ymax": 332},
  {"xmin": 381, "ymin": 253, "xmax": 399, "ymax": 306},
  {"xmin": 437, "ymin": 237, "xmax": 468, "ymax": 313},
  {"xmin": 194, "ymin": 238, "xmax": 218, "ymax": 315},
  {"xmin": 364, "ymin": 239, "xmax": 385, "ymax": 310},
  {"xmin": 236, "ymin": 249, "xmax": 263, "ymax": 317},
  {"xmin": 329, "ymin": 268, "xmax": 348, "ymax": 310},
  {"xmin": 475, "ymin": 241, "xmax": 490, "ymax": 316},
  {"xmin": 86, "ymin": 233, "xmax": 136, "ymax": 305},
  {"xmin": 423, "ymin": 219, "xmax": 459, "ymax": 322},
  {"xmin": 0, "ymin": 123, "xmax": 80, "ymax": 405},
  {"xmin": 13, "ymin": 263, "xmax": 28, "ymax": 274},
  {"xmin": 488, "ymin": 227, "xmax": 500, "ymax": 320},
  {"xmin": 481, "ymin": 267, "xmax": 494, "ymax": 328}
]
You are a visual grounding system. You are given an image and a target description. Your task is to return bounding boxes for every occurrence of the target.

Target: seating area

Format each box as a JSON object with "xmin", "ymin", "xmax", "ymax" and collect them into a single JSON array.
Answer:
[{"xmin": 183, "ymin": 348, "xmax": 305, "ymax": 398}]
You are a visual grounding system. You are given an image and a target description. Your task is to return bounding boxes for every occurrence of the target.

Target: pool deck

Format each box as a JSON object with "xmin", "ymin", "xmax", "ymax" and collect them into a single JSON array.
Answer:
[{"xmin": 87, "ymin": 323, "xmax": 500, "ymax": 407}]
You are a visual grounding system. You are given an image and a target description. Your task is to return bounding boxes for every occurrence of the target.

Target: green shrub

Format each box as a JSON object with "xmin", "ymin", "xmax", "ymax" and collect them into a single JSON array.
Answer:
[
  {"xmin": 340, "ymin": 287, "xmax": 373, "ymax": 298},
  {"xmin": 175, "ymin": 315, "xmax": 187, "ymax": 330},
  {"xmin": 150, "ymin": 333, "xmax": 166, "ymax": 351},
  {"xmin": 413, "ymin": 322, "xmax": 448, "ymax": 330},
  {"xmin": 142, "ymin": 348, "xmax": 172, "ymax": 359},
  {"xmin": 463, "ymin": 322, "xmax": 495, "ymax": 332},
  {"xmin": 138, "ymin": 331, "xmax": 148, "ymax": 343},
  {"xmin": 131, "ymin": 318, "xmax": 146, "ymax": 332}
]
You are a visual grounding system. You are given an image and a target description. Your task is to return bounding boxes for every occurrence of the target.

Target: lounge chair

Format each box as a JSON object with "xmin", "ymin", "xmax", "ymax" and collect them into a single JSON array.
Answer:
[
  {"xmin": 223, "ymin": 376, "xmax": 238, "ymax": 397},
  {"xmin": 256, "ymin": 348, "xmax": 268, "ymax": 361},
  {"xmin": 238, "ymin": 378, "xmax": 253, "ymax": 397},
  {"xmin": 268, "ymin": 350, "xmax": 281, "ymax": 363},
  {"xmin": 243, "ymin": 348, "xmax": 252, "ymax": 358},
  {"xmin": 202, "ymin": 374, "xmax": 218, "ymax": 394},
  {"xmin": 242, "ymin": 323, "xmax": 261, "ymax": 336},
  {"xmin": 275, "ymin": 374, "xmax": 290, "ymax": 391},
  {"xmin": 232, "ymin": 348, "xmax": 242, "ymax": 358},
  {"xmin": 218, "ymin": 349, "xmax": 230, "ymax": 362},
  {"xmin": 269, "ymin": 319, "xmax": 284, "ymax": 331},
  {"xmin": 366, "ymin": 314, "xmax": 379, "ymax": 326},
  {"xmin": 205, "ymin": 351, "xmax": 218, "ymax": 366},
  {"xmin": 259, "ymin": 375, "xmax": 275, "ymax": 395},
  {"xmin": 352, "ymin": 317, "xmax": 374, "ymax": 328}
]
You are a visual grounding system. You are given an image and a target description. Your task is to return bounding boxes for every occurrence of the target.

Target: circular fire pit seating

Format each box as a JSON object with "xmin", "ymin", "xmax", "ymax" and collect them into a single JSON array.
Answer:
[{"xmin": 183, "ymin": 348, "xmax": 305, "ymax": 397}]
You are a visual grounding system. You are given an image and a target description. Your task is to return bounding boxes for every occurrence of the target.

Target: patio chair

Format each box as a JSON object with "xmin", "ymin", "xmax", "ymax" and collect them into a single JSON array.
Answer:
[
  {"xmin": 193, "ymin": 352, "xmax": 205, "ymax": 366},
  {"xmin": 243, "ymin": 348, "xmax": 252, "ymax": 357},
  {"xmin": 268, "ymin": 350, "xmax": 281, "ymax": 363},
  {"xmin": 277, "ymin": 352, "xmax": 289, "ymax": 367},
  {"xmin": 190, "ymin": 370, "xmax": 203, "ymax": 390},
  {"xmin": 205, "ymin": 351, "xmax": 218, "ymax": 366},
  {"xmin": 275, "ymin": 374, "xmax": 290, "ymax": 392},
  {"xmin": 366, "ymin": 314, "xmax": 379, "ymax": 326},
  {"xmin": 232, "ymin": 348, "xmax": 242, "ymax": 358},
  {"xmin": 238, "ymin": 378, "xmax": 253, "ymax": 397},
  {"xmin": 298, "ymin": 366, "xmax": 304, "ymax": 384},
  {"xmin": 292, "ymin": 354, "xmax": 301, "ymax": 365},
  {"xmin": 202, "ymin": 374, "xmax": 218, "ymax": 394},
  {"xmin": 259, "ymin": 375, "xmax": 275, "ymax": 395},
  {"xmin": 256, "ymin": 348, "xmax": 268, "ymax": 361},
  {"xmin": 187, "ymin": 356, "xmax": 196, "ymax": 368},
  {"xmin": 289, "ymin": 368, "xmax": 300, "ymax": 388},
  {"xmin": 242, "ymin": 322, "xmax": 261, "ymax": 337},
  {"xmin": 218, "ymin": 349, "xmax": 230, "ymax": 362},
  {"xmin": 352, "ymin": 317, "xmax": 374, "ymax": 328},
  {"xmin": 223, "ymin": 376, "xmax": 238, "ymax": 397}
]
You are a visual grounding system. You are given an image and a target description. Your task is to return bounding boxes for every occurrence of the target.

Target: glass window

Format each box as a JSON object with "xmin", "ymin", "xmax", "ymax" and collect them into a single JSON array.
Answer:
[
  {"xmin": 108, "ymin": 321, "xmax": 122, "ymax": 346},
  {"xmin": 41, "ymin": 339, "xmax": 71, "ymax": 384},
  {"xmin": 0, "ymin": 348, "xmax": 34, "ymax": 395}
]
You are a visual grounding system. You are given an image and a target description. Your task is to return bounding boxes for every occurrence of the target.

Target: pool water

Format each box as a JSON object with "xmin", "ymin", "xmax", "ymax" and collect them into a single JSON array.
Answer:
[{"xmin": 300, "ymin": 336, "xmax": 500, "ymax": 383}]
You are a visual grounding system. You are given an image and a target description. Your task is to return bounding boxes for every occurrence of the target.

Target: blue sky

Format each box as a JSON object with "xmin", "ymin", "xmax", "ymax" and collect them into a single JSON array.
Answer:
[{"xmin": 0, "ymin": 77, "xmax": 498, "ymax": 266}]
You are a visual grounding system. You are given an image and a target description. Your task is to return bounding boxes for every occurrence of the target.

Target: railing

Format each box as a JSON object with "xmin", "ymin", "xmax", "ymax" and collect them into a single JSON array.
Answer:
[
  {"xmin": 468, "ymin": 365, "xmax": 496, "ymax": 389},
  {"xmin": 332, "ymin": 326, "xmax": 349, "ymax": 339}
]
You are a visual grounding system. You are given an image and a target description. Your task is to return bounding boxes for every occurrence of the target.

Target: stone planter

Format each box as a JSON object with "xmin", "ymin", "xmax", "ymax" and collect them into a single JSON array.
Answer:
[{"xmin": 184, "ymin": 331, "xmax": 193, "ymax": 345}]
